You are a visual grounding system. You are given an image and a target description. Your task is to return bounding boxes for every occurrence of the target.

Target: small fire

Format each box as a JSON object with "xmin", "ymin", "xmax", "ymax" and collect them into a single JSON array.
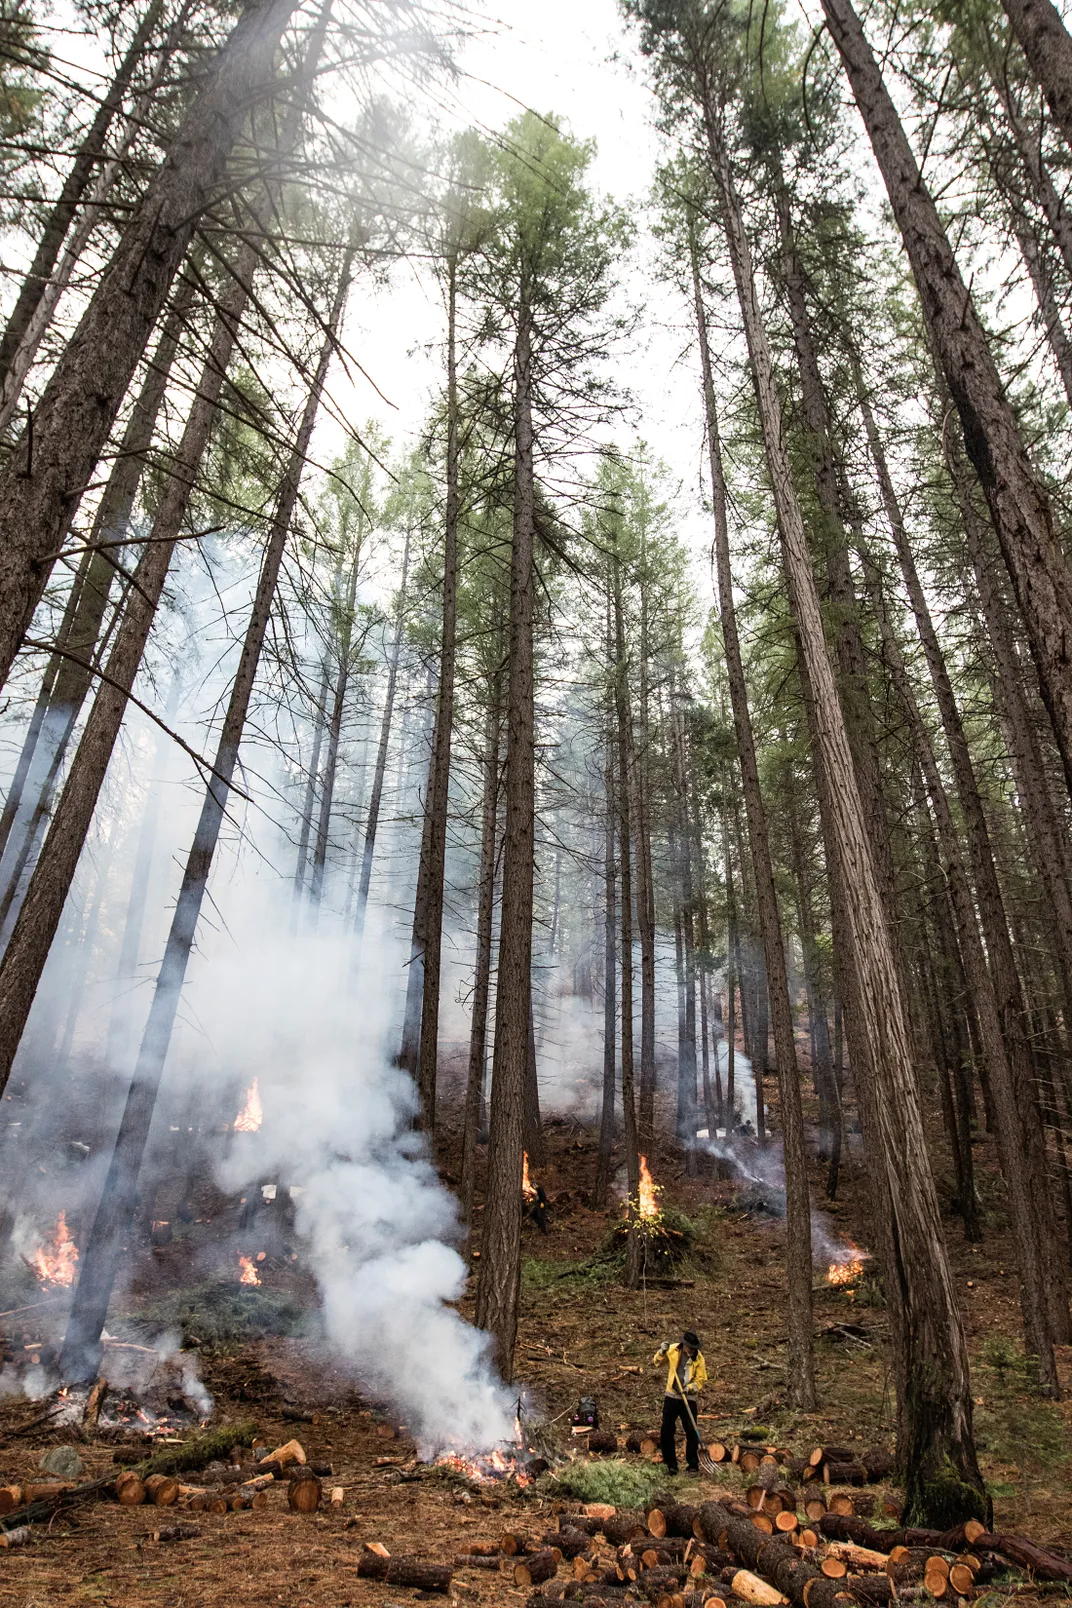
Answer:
[
  {"xmin": 238, "ymin": 1254, "xmax": 261, "ymax": 1286},
  {"xmin": 638, "ymin": 1155, "xmax": 660, "ymax": 1220},
  {"xmin": 28, "ymin": 1211, "xmax": 78, "ymax": 1288},
  {"xmin": 522, "ymin": 1152, "xmax": 536, "ymax": 1202},
  {"xmin": 435, "ymin": 1446, "xmax": 531, "ymax": 1486},
  {"xmin": 233, "ymin": 1078, "xmax": 262, "ymax": 1133},
  {"xmin": 827, "ymin": 1241, "xmax": 868, "ymax": 1287}
]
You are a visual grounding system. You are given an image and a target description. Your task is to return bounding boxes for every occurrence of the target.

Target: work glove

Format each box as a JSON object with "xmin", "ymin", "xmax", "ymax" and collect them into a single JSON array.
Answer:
[{"xmin": 658, "ymin": 1340, "xmax": 670, "ymax": 1354}]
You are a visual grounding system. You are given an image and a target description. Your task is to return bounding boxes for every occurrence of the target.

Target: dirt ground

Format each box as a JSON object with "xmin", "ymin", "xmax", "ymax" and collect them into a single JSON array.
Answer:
[{"xmin": 0, "ymin": 1070, "xmax": 1070, "ymax": 1608}]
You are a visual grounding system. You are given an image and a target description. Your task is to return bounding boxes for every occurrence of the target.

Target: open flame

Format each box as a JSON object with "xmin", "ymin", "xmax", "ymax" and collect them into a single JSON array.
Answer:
[
  {"xmin": 522, "ymin": 1152, "xmax": 536, "ymax": 1202},
  {"xmin": 238, "ymin": 1254, "xmax": 261, "ymax": 1286},
  {"xmin": 638, "ymin": 1155, "xmax": 660, "ymax": 1220},
  {"xmin": 435, "ymin": 1445, "xmax": 531, "ymax": 1486},
  {"xmin": 234, "ymin": 1078, "xmax": 262, "ymax": 1133},
  {"xmin": 827, "ymin": 1241, "xmax": 868, "ymax": 1287},
  {"xmin": 27, "ymin": 1211, "xmax": 78, "ymax": 1288}
]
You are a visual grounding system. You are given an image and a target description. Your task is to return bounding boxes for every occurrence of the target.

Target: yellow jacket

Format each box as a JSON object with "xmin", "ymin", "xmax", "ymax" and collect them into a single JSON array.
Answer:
[{"xmin": 653, "ymin": 1341, "xmax": 707, "ymax": 1398}]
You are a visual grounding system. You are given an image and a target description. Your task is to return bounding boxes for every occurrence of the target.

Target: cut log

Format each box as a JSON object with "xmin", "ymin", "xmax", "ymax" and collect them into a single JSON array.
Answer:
[
  {"xmin": 0, "ymin": 1487, "xmax": 22, "ymax": 1513},
  {"xmin": 585, "ymin": 1503, "xmax": 617, "ymax": 1521},
  {"xmin": 501, "ymin": 1530, "xmax": 535, "ymax": 1555},
  {"xmin": 861, "ymin": 1449, "xmax": 894, "ymax": 1484},
  {"xmin": 820, "ymin": 1558, "xmax": 847, "ymax": 1579},
  {"xmin": 852, "ymin": 1495, "xmax": 875, "ymax": 1519},
  {"xmin": 747, "ymin": 1487, "xmax": 766, "ymax": 1511},
  {"xmin": 846, "ymin": 1576, "xmax": 894, "ymax": 1607},
  {"xmin": 208, "ymin": 1497, "xmax": 228, "ymax": 1515},
  {"xmin": 775, "ymin": 1513, "xmax": 799, "ymax": 1534},
  {"xmin": 810, "ymin": 1448, "xmax": 856, "ymax": 1467},
  {"xmin": 251, "ymin": 1491, "xmax": 268, "ymax": 1510},
  {"xmin": 824, "ymin": 1542, "xmax": 890, "ymax": 1570},
  {"xmin": 21, "ymin": 1483, "xmax": 75, "ymax": 1504},
  {"xmin": 456, "ymin": 1554, "xmax": 501, "ymax": 1570},
  {"xmin": 261, "ymin": 1439, "xmax": 305, "ymax": 1469},
  {"xmin": 923, "ymin": 1565, "xmax": 948, "ymax": 1597},
  {"xmin": 823, "ymin": 1464, "xmax": 867, "ymax": 1488},
  {"xmin": 801, "ymin": 1579, "xmax": 855, "ymax": 1608},
  {"xmin": 948, "ymin": 1563, "xmax": 975, "ymax": 1594},
  {"xmin": 115, "ymin": 1474, "xmax": 146, "ymax": 1506},
  {"xmin": 708, "ymin": 1443, "xmax": 728, "ymax": 1463},
  {"xmin": 605, "ymin": 1513, "xmax": 648, "ymax": 1546},
  {"xmin": 327, "ymin": 1485, "xmax": 342, "ymax": 1507},
  {"xmin": 468, "ymin": 1540, "xmax": 500, "ymax": 1555},
  {"xmin": 144, "ymin": 1474, "xmax": 179, "ymax": 1507},
  {"xmin": 730, "ymin": 1568, "xmax": 789, "ymax": 1603},
  {"xmin": 649, "ymin": 1504, "xmax": 700, "ymax": 1540},
  {"xmin": 642, "ymin": 1437, "xmax": 659, "ymax": 1457},
  {"xmin": 751, "ymin": 1515, "xmax": 774, "ymax": 1536},
  {"xmin": 366, "ymin": 1542, "xmax": 391, "ymax": 1558},
  {"xmin": 740, "ymin": 1451, "xmax": 763, "ymax": 1474},
  {"xmin": 829, "ymin": 1496, "xmax": 854, "ymax": 1518},
  {"xmin": 589, "ymin": 1431, "xmax": 619, "ymax": 1455},
  {"xmin": 83, "ymin": 1378, "xmax": 108, "ymax": 1428},
  {"xmin": 515, "ymin": 1549, "xmax": 559, "ymax": 1587},
  {"xmin": 286, "ymin": 1476, "xmax": 321, "ymax": 1513},
  {"xmin": 152, "ymin": 1524, "xmax": 199, "ymax": 1543},
  {"xmin": 354, "ymin": 1553, "xmax": 453, "ymax": 1591},
  {"xmin": 550, "ymin": 1527, "xmax": 589, "ymax": 1559},
  {"xmin": 804, "ymin": 1500, "xmax": 826, "ymax": 1523},
  {"xmin": 0, "ymin": 1526, "xmax": 30, "ymax": 1548},
  {"xmin": 799, "ymin": 1530, "xmax": 818, "ymax": 1550}
]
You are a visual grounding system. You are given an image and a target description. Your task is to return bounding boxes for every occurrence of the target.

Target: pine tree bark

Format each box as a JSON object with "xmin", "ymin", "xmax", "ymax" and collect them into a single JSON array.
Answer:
[
  {"xmin": 400, "ymin": 256, "xmax": 461, "ymax": 1130},
  {"xmin": 593, "ymin": 643, "xmax": 617, "ymax": 1212},
  {"xmin": 635, "ymin": 553, "xmax": 657, "ymax": 1153},
  {"xmin": 692, "ymin": 219, "xmax": 815, "ymax": 1406},
  {"xmin": 1001, "ymin": 0, "xmax": 1072, "ymax": 155},
  {"xmin": 293, "ymin": 656, "xmax": 330, "ymax": 904},
  {"xmin": 474, "ymin": 296, "xmax": 536, "ymax": 1377},
  {"xmin": 0, "ymin": 0, "xmax": 165, "ymax": 390},
  {"xmin": 0, "ymin": 0, "xmax": 300, "ymax": 696},
  {"xmin": 461, "ymin": 680, "xmax": 501, "ymax": 1235},
  {"xmin": 822, "ymin": 0, "xmax": 1072, "ymax": 801},
  {"xmin": 0, "ymin": 270, "xmax": 196, "ymax": 929},
  {"xmin": 864, "ymin": 548, "xmax": 1056, "ymax": 1386},
  {"xmin": 310, "ymin": 545, "xmax": 362, "ymax": 907},
  {"xmin": 612, "ymin": 539, "xmax": 642, "ymax": 1286},
  {"xmin": 706, "ymin": 100, "xmax": 985, "ymax": 1523},
  {"xmin": 0, "ymin": 238, "xmax": 258, "ymax": 1097},
  {"xmin": 59, "ymin": 254, "xmax": 352, "ymax": 1382},
  {"xmin": 858, "ymin": 375, "xmax": 1069, "ymax": 1350},
  {"xmin": 354, "ymin": 533, "xmax": 411, "ymax": 941}
]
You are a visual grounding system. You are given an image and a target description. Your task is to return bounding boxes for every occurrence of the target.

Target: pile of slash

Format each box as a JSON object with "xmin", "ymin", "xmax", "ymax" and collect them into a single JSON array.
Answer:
[{"xmin": 447, "ymin": 1464, "xmax": 1072, "ymax": 1608}]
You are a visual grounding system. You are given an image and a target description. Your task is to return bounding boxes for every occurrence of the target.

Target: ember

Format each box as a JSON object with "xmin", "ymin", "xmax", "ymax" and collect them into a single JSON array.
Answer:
[
  {"xmin": 827, "ymin": 1242, "xmax": 868, "ymax": 1287},
  {"xmin": 238, "ymin": 1254, "xmax": 261, "ymax": 1286},
  {"xmin": 522, "ymin": 1151, "xmax": 536, "ymax": 1202},
  {"xmin": 27, "ymin": 1210, "xmax": 78, "ymax": 1288},
  {"xmin": 637, "ymin": 1154, "xmax": 660, "ymax": 1220},
  {"xmin": 234, "ymin": 1077, "xmax": 262, "ymax": 1133}
]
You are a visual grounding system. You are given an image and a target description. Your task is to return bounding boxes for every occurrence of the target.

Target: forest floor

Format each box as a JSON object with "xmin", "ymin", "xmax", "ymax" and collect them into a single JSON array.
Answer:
[{"xmin": 0, "ymin": 1076, "xmax": 1070, "ymax": 1607}]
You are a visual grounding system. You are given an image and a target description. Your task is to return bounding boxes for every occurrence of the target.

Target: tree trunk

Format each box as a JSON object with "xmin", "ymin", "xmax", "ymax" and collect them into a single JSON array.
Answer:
[
  {"xmin": 0, "ymin": 270, "xmax": 196, "ymax": 932},
  {"xmin": 0, "ymin": 0, "xmax": 165, "ymax": 391},
  {"xmin": 706, "ymin": 104, "xmax": 985, "ymax": 1524},
  {"xmin": 859, "ymin": 375, "xmax": 1069, "ymax": 1353},
  {"xmin": 106, "ymin": 669, "xmax": 182, "ymax": 1069},
  {"xmin": 474, "ymin": 296, "xmax": 536, "ymax": 1378},
  {"xmin": 310, "ymin": 545, "xmax": 362, "ymax": 909},
  {"xmin": 354, "ymin": 533, "xmax": 411, "ymax": 941},
  {"xmin": 58, "ymin": 253, "xmax": 352, "ymax": 1383},
  {"xmin": 612, "ymin": 540, "xmax": 642, "ymax": 1286},
  {"xmin": 691, "ymin": 216, "xmax": 815, "ymax": 1407},
  {"xmin": 0, "ymin": 237, "xmax": 258, "ymax": 1097},
  {"xmin": 823, "ymin": 0, "xmax": 1072, "ymax": 801},
  {"xmin": 1001, "ymin": 0, "xmax": 1072, "ymax": 156},
  {"xmin": 400, "ymin": 256, "xmax": 460, "ymax": 1131},
  {"xmin": 0, "ymin": 0, "xmax": 301, "ymax": 696},
  {"xmin": 461, "ymin": 680, "xmax": 501, "ymax": 1236},
  {"xmin": 292, "ymin": 656, "xmax": 330, "ymax": 904},
  {"xmin": 865, "ymin": 549, "xmax": 1054, "ymax": 1381},
  {"xmin": 635, "ymin": 550, "xmax": 657, "ymax": 1154},
  {"xmin": 593, "ymin": 674, "xmax": 617, "ymax": 1212}
]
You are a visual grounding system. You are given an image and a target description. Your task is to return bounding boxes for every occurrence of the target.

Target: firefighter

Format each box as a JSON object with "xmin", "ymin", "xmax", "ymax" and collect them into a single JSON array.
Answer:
[{"xmin": 653, "ymin": 1329, "xmax": 707, "ymax": 1475}]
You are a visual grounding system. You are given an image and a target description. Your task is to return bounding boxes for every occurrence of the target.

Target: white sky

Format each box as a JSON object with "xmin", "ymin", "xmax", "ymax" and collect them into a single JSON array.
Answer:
[{"xmin": 329, "ymin": 0, "xmax": 712, "ymax": 559}]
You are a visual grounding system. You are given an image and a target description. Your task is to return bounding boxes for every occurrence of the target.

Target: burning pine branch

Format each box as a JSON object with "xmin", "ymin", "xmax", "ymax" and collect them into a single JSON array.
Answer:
[
  {"xmin": 25, "ymin": 1212, "xmax": 78, "ymax": 1289},
  {"xmin": 233, "ymin": 1079, "xmax": 262, "ymax": 1133}
]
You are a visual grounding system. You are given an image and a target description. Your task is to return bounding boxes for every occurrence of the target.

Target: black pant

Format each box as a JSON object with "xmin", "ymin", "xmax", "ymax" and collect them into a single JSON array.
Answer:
[{"xmin": 660, "ymin": 1394, "xmax": 700, "ymax": 1473}]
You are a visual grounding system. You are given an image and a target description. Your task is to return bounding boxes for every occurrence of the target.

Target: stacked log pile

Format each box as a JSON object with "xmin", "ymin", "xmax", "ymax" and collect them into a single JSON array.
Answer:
[{"xmin": 517, "ymin": 1490, "xmax": 1072, "ymax": 1608}]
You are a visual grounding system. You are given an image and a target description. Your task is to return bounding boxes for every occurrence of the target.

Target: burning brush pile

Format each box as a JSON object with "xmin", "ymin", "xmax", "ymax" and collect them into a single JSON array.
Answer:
[{"xmin": 608, "ymin": 1158, "xmax": 695, "ymax": 1278}]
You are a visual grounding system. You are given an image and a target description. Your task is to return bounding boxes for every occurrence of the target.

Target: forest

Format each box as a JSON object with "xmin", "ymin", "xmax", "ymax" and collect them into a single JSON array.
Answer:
[{"xmin": 0, "ymin": 0, "xmax": 1069, "ymax": 1603}]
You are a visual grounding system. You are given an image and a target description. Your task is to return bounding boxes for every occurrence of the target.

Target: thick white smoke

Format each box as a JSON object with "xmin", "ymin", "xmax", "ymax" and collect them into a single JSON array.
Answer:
[{"xmin": 195, "ymin": 906, "xmax": 517, "ymax": 1458}]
